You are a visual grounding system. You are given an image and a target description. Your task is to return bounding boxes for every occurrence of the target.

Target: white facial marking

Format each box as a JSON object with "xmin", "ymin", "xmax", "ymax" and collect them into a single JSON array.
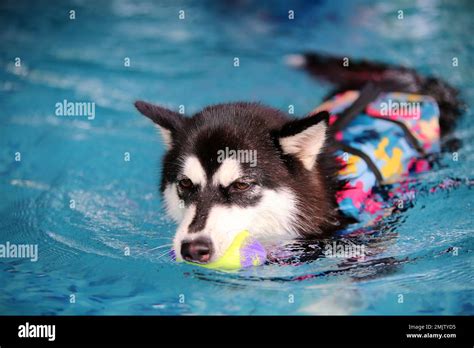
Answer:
[
  {"xmin": 182, "ymin": 156, "xmax": 207, "ymax": 187},
  {"xmin": 247, "ymin": 188, "xmax": 300, "ymax": 243},
  {"xmin": 172, "ymin": 204, "xmax": 198, "ymax": 261},
  {"xmin": 171, "ymin": 187, "xmax": 300, "ymax": 261},
  {"xmin": 279, "ymin": 122, "xmax": 327, "ymax": 170},
  {"xmin": 163, "ymin": 184, "xmax": 184, "ymax": 222},
  {"xmin": 212, "ymin": 158, "xmax": 242, "ymax": 187}
]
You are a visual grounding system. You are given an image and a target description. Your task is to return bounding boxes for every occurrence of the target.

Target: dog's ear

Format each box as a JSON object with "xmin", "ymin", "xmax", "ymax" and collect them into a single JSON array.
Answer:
[
  {"xmin": 277, "ymin": 111, "xmax": 329, "ymax": 170},
  {"xmin": 134, "ymin": 100, "xmax": 184, "ymax": 149}
]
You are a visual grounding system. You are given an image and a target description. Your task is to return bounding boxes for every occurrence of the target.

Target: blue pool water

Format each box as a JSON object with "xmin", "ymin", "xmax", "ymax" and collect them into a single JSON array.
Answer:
[{"xmin": 0, "ymin": 0, "xmax": 473, "ymax": 315}]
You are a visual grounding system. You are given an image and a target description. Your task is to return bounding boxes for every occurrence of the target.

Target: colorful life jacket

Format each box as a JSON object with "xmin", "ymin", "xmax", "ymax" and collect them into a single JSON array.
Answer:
[{"xmin": 312, "ymin": 85, "xmax": 441, "ymax": 219}]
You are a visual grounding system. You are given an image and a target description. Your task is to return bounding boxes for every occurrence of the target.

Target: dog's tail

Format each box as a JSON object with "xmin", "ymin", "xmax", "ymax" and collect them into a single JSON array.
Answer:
[
  {"xmin": 285, "ymin": 52, "xmax": 421, "ymax": 91},
  {"xmin": 286, "ymin": 52, "xmax": 463, "ymax": 138}
]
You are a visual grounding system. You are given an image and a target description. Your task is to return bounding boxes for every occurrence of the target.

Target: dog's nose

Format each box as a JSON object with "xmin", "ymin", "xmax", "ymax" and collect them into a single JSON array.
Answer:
[{"xmin": 181, "ymin": 238, "xmax": 213, "ymax": 263}]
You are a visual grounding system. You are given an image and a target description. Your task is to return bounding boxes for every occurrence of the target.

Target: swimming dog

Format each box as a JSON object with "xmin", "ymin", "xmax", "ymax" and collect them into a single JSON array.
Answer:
[{"xmin": 135, "ymin": 52, "xmax": 462, "ymax": 264}]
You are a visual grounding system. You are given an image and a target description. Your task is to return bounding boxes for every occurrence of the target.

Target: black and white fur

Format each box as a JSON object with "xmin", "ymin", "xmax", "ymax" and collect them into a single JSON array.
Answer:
[{"xmin": 135, "ymin": 52, "xmax": 462, "ymax": 264}]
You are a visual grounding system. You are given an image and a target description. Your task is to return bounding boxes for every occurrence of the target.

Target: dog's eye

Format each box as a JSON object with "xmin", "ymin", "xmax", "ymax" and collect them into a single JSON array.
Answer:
[
  {"xmin": 178, "ymin": 178, "xmax": 194, "ymax": 190},
  {"xmin": 230, "ymin": 181, "xmax": 252, "ymax": 192}
]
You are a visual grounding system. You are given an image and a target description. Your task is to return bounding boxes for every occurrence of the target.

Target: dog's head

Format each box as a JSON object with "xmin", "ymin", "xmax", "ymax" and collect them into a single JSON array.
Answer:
[{"xmin": 135, "ymin": 101, "xmax": 342, "ymax": 264}]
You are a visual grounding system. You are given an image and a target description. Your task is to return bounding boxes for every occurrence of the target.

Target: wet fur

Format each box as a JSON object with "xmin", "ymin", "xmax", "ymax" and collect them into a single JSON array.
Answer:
[
  {"xmin": 135, "ymin": 52, "xmax": 463, "ymax": 254},
  {"xmin": 140, "ymin": 101, "xmax": 349, "ymax": 238}
]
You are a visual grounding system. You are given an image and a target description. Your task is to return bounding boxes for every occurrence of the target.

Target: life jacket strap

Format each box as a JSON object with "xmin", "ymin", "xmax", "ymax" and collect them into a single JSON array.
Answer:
[
  {"xmin": 329, "ymin": 83, "xmax": 428, "ymax": 185},
  {"xmin": 331, "ymin": 82, "xmax": 381, "ymax": 132}
]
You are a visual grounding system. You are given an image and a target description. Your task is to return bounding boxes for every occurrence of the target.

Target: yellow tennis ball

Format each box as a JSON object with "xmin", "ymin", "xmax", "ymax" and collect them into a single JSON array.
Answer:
[{"xmin": 182, "ymin": 230, "xmax": 266, "ymax": 271}]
